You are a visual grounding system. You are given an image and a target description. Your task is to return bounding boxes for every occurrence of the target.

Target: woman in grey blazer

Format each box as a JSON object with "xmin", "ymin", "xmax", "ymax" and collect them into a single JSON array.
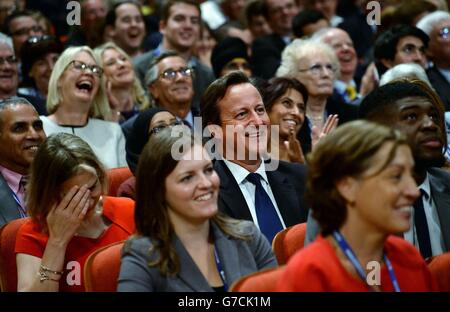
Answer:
[{"xmin": 118, "ymin": 128, "xmax": 277, "ymax": 292}]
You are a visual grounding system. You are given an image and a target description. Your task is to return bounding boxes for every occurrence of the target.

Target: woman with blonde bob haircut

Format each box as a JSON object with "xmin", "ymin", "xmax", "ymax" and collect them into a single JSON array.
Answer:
[
  {"xmin": 15, "ymin": 133, "xmax": 135, "ymax": 292},
  {"xmin": 278, "ymin": 120, "xmax": 439, "ymax": 291},
  {"xmin": 41, "ymin": 46, "xmax": 127, "ymax": 168},
  {"xmin": 94, "ymin": 42, "xmax": 149, "ymax": 123},
  {"xmin": 118, "ymin": 128, "xmax": 276, "ymax": 291}
]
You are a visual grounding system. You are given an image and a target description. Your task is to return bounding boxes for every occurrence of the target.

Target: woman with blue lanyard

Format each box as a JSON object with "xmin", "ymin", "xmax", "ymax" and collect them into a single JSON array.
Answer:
[
  {"xmin": 278, "ymin": 120, "xmax": 439, "ymax": 292},
  {"xmin": 118, "ymin": 127, "xmax": 277, "ymax": 291}
]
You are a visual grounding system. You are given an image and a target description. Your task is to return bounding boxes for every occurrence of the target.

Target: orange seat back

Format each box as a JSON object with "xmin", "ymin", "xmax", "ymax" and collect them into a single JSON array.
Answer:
[
  {"xmin": 0, "ymin": 218, "xmax": 28, "ymax": 292},
  {"xmin": 427, "ymin": 252, "xmax": 450, "ymax": 291},
  {"xmin": 272, "ymin": 223, "xmax": 307, "ymax": 265},
  {"xmin": 106, "ymin": 167, "xmax": 133, "ymax": 197},
  {"xmin": 230, "ymin": 266, "xmax": 285, "ymax": 292},
  {"xmin": 84, "ymin": 241, "xmax": 124, "ymax": 292}
]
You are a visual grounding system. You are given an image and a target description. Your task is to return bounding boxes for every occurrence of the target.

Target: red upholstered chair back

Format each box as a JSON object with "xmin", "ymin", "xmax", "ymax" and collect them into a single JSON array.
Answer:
[
  {"xmin": 272, "ymin": 222, "xmax": 307, "ymax": 265},
  {"xmin": 0, "ymin": 218, "xmax": 28, "ymax": 292},
  {"xmin": 106, "ymin": 167, "xmax": 133, "ymax": 197},
  {"xmin": 230, "ymin": 266, "xmax": 285, "ymax": 292},
  {"xmin": 427, "ymin": 252, "xmax": 450, "ymax": 291},
  {"xmin": 84, "ymin": 241, "xmax": 124, "ymax": 292}
]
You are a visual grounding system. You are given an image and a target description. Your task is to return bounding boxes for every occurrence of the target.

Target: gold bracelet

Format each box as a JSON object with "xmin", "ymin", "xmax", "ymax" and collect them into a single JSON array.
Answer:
[{"xmin": 40, "ymin": 264, "xmax": 64, "ymax": 275}]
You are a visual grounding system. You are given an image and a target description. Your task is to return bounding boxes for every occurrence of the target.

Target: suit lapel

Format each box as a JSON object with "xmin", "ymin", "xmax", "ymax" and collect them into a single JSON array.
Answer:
[
  {"xmin": 428, "ymin": 169, "xmax": 450, "ymax": 251},
  {"xmin": 173, "ymin": 237, "xmax": 212, "ymax": 291},
  {"xmin": 0, "ymin": 173, "xmax": 21, "ymax": 226},
  {"xmin": 215, "ymin": 161, "xmax": 253, "ymax": 221},
  {"xmin": 267, "ymin": 170, "xmax": 301, "ymax": 227}
]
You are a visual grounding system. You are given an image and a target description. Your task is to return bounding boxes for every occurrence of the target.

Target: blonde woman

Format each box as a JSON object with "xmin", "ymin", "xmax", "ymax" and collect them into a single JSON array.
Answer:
[{"xmin": 94, "ymin": 42, "xmax": 149, "ymax": 123}]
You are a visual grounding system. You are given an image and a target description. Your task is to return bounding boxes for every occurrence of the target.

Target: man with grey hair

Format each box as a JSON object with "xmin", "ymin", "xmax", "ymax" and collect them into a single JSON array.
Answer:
[
  {"xmin": 0, "ymin": 32, "xmax": 18, "ymax": 100},
  {"xmin": 0, "ymin": 96, "xmax": 46, "ymax": 226},
  {"xmin": 417, "ymin": 10, "xmax": 450, "ymax": 110}
]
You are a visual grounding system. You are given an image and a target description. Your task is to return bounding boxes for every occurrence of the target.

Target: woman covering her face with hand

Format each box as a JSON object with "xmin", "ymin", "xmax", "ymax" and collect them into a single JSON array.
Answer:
[
  {"xmin": 15, "ymin": 133, "xmax": 135, "ymax": 292},
  {"xmin": 118, "ymin": 128, "xmax": 277, "ymax": 291},
  {"xmin": 278, "ymin": 120, "xmax": 438, "ymax": 292}
]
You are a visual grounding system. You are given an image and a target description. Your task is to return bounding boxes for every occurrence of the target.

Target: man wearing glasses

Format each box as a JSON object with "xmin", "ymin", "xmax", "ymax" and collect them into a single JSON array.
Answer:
[
  {"xmin": 417, "ymin": 11, "xmax": 450, "ymax": 111},
  {"xmin": 0, "ymin": 33, "xmax": 19, "ymax": 101}
]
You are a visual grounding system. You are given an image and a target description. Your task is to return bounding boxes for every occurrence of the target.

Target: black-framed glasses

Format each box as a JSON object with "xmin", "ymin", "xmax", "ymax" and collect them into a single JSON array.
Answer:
[
  {"xmin": 298, "ymin": 63, "xmax": 336, "ymax": 76},
  {"xmin": 69, "ymin": 60, "xmax": 103, "ymax": 77},
  {"xmin": 11, "ymin": 25, "xmax": 43, "ymax": 37},
  {"xmin": 27, "ymin": 35, "xmax": 52, "ymax": 44},
  {"xmin": 149, "ymin": 120, "xmax": 184, "ymax": 136},
  {"xmin": 439, "ymin": 26, "xmax": 449, "ymax": 40},
  {"xmin": 0, "ymin": 55, "xmax": 18, "ymax": 65},
  {"xmin": 159, "ymin": 67, "xmax": 193, "ymax": 81}
]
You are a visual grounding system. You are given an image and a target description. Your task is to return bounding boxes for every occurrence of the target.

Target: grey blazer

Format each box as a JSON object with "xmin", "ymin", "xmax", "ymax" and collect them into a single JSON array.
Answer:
[
  {"xmin": 117, "ymin": 221, "xmax": 277, "ymax": 292},
  {"xmin": 0, "ymin": 173, "xmax": 21, "ymax": 228},
  {"xmin": 304, "ymin": 167, "xmax": 450, "ymax": 252}
]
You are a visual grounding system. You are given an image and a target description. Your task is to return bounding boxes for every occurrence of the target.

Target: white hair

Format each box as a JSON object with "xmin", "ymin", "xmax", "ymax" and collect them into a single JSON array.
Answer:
[
  {"xmin": 379, "ymin": 63, "xmax": 433, "ymax": 89},
  {"xmin": 276, "ymin": 38, "xmax": 340, "ymax": 80},
  {"xmin": 416, "ymin": 10, "xmax": 450, "ymax": 36},
  {"xmin": 0, "ymin": 32, "xmax": 14, "ymax": 52}
]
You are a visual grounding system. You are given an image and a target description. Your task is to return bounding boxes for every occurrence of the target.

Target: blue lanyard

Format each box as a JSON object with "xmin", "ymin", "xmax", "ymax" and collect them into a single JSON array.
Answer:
[
  {"xmin": 333, "ymin": 231, "xmax": 401, "ymax": 292},
  {"xmin": 11, "ymin": 191, "xmax": 27, "ymax": 218},
  {"xmin": 213, "ymin": 246, "xmax": 228, "ymax": 291}
]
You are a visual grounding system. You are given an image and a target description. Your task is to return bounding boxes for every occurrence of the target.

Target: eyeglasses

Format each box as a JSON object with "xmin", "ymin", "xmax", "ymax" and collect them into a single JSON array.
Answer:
[
  {"xmin": 149, "ymin": 120, "xmax": 184, "ymax": 136},
  {"xmin": 27, "ymin": 35, "xmax": 52, "ymax": 44},
  {"xmin": 439, "ymin": 26, "xmax": 449, "ymax": 40},
  {"xmin": 0, "ymin": 55, "xmax": 18, "ymax": 65},
  {"xmin": 401, "ymin": 44, "xmax": 426, "ymax": 55},
  {"xmin": 11, "ymin": 25, "xmax": 44, "ymax": 37},
  {"xmin": 69, "ymin": 60, "xmax": 103, "ymax": 77},
  {"xmin": 298, "ymin": 63, "xmax": 336, "ymax": 76},
  {"xmin": 159, "ymin": 67, "xmax": 193, "ymax": 81}
]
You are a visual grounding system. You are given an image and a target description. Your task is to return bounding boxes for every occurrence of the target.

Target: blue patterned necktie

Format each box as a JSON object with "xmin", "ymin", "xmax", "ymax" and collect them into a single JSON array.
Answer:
[{"xmin": 246, "ymin": 173, "xmax": 283, "ymax": 243}]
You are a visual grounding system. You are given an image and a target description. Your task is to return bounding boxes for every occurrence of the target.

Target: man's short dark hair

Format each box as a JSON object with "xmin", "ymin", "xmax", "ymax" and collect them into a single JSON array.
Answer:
[
  {"xmin": 201, "ymin": 71, "xmax": 253, "ymax": 128},
  {"xmin": 374, "ymin": 24, "xmax": 429, "ymax": 75},
  {"xmin": 0, "ymin": 97, "xmax": 35, "ymax": 128},
  {"xmin": 2, "ymin": 10, "xmax": 36, "ymax": 35},
  {"xmin": 292, "ymin": 9, "xmax": 326, "ymax": 38},
  {"xmin": 105, "ymin": 0, "xmax": 142, "ymax": 27},
  {"xmin": 160, "ymin": 0, "xmax": 201, "ymax": 22},
  {"xmin": 245, "ymin": 0, "xmax": 265, "ymax": 24}
]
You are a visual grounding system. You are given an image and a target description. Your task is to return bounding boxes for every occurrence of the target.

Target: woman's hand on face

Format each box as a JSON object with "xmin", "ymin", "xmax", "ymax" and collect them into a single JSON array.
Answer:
[
  {"xmin": 311, "ymin": 114, "xmax": 339, "ymax": 148},
  {"xmin": 46, "ymin": 185, "xmax": 91, "ymax": 246},
  {"xmin": 284, "ymin": 130, "xmax": 306, "ymax": 164}
]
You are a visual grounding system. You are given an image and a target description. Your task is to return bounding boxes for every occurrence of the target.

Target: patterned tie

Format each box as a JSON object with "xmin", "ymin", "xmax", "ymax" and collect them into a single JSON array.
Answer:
[
  {"xmin": 413, "ymin": 190, "xmax": 432, "ymax": 259},
  {"xmin": 246, "ymin": 173, "xmax": 283, "ymax": 243},
  {"xmin": 345, "ymin": 84, "xmax": 357, "ymax": 101}
]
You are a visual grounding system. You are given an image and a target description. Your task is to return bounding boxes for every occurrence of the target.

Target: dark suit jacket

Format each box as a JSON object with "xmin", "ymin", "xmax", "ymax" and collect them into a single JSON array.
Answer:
[
  {"xmin": 214, "ymin": 160, "xmax": 309, "ymax": 227},
  {"xmin": 0, "ymin": 174, "xmax": 22, "ymax": 228},
  {"xmin": 251, "ymin": 34, "xmax": 287, "ymax": 80},
  {"xmin": 427, "ymin": 66, "xmax": 450, "ymax": 111},
  {"xmin": 305, "ymin": 167, "xmax": 450, "ymax": 253},
  {"xmin": 117, "ymin": 221, "xmax": 277, "ymax": 291},
  {"xmin": 133, "ymin": 50, "xmax": 215, "ymax": 111}
]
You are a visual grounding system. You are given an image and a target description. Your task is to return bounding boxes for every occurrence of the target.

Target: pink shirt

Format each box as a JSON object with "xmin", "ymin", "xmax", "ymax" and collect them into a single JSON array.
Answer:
[{"xmin": 0, "ymin": 165, "xmax": 27, "ymax": 215}]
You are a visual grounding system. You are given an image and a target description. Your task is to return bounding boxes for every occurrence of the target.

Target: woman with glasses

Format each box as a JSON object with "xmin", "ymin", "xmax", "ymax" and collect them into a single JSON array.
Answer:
[
  {"xmin": 276, "ymin": 39, "xmax": 339, "ymax": 154},
  {"xmin": 15, "ymin": 133, "xmax": 135, "ymax": 292},
  {"xmin": 118, "ymin": 128, "xmax": 277, "ymax": 292},
  {"xmin": 40, "ymin": 46, "xmax": 127, "ymax": 169},
  {"xmin": 118, "ymin": 108, "xmax": 182, "ymax": 199},
  {"xmin": 278, "ymin": 121, "xmax": 438, "ymax": 292},
  {"xmin": 18, "ymin": 35, "xmax": 62, "ymax": 115},
  {"xmin": 94, "ymin": 42, "xmax": 149, "ymax": 123}
]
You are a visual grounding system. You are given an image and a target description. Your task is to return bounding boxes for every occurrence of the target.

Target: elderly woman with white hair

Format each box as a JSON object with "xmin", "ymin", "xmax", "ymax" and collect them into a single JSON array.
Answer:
[
  {"xmin": 40, "ymin": 46, "xmax": 127, "ymax": 169},
  {"xmin": 276, "ymin": 39, "xmax": 340, "ymax": 153}
]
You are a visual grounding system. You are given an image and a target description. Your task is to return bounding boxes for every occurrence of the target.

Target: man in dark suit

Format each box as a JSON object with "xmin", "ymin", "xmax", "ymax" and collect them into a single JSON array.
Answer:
[
  {"xmin": 201, "ymin": 71, "xmax": 308, "ymax": 242},
  {"xmin": 305, "ymin": 81, "xmax": 450, "ymax": 257},
  {"xmin": 417, "ymin": 11, "xmax": 450, "ymax": 111},
  {"xmin": 0, "ymin": 97, "xmax": 46, "ymax": 227},
  {"xmin": 251, "ymin": 0, "xmax": 299, "ymax": 79}
]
